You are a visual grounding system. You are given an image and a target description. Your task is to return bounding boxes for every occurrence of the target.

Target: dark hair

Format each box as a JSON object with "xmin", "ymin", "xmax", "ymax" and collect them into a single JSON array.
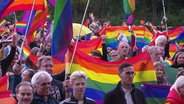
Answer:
[
  {"xmin": 118, "ymin": 62, "xmax": 133, "ymax": 73},
  {"xmin": 91, "ymin": 50, "xmax": 102, "ymax": 57},
  {"xmin": 26, "ymin": 69, "xmax": 35, "ymax": 78}
]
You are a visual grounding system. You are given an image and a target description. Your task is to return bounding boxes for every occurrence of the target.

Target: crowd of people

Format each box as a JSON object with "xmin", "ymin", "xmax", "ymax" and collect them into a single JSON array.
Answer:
[{"xmin": 0, "ymin": 12, "xmax": 184, "ymax": 104}]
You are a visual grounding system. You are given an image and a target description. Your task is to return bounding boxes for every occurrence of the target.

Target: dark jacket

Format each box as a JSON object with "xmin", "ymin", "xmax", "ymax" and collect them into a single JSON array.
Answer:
[
  {"xmin": 1, "ymin": 46, "xmax": 16, "ymax": 76},
  {"xmin": 60, "ymin": 95, "xmax": 96, "ymax": 104},
  {"xmin": 51, "ymin": 79, "xmax": 65, "ymax": 102},
  {"xmin": 103, "ymin": 81, "xmax": 146, "ymax": 104},
  {"xmin": 31, "ymin": 93, "xmax": 59, "ymax": 104}
]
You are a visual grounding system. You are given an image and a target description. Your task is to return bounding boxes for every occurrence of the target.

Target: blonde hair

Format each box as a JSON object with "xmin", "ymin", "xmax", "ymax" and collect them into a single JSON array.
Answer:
[{"xmin": 70, "ymin": 71, "xmax": 87, "ymax": 84}]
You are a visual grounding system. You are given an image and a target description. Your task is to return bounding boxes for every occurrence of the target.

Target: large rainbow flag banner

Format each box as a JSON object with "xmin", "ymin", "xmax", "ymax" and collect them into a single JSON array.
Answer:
[
  {"xmin": 67, "ymin": 45, "xmax": 157, "ymax": 104},
  {"xmin": 51, "ymin": 0, "xmax": 73, "ymax": 62},
  {"xmin": 105, "ymin": 26, "xmax": 154, "ymax": 48}
]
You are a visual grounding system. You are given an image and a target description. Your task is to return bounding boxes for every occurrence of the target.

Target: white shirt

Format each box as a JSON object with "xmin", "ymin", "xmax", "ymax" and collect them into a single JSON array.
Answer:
[{"xmin": 122, "ymin": 87, "xmax": 134, "ymax": 104}]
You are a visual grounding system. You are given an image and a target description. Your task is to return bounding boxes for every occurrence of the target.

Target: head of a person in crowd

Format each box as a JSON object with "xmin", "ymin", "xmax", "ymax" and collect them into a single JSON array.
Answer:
[
  {"xmin": 21, "ymin": 69, "xmax": 35, "ymax": 82},
  {"xmin": 29, "ymin": 47, "xmax": 40, "ymax": 56},
  {"xmin": 142, "ymin": 45, "xmax": 150, "ymax": 52},
  {"xmin": 34, "ymin": 32, "xmax": 41, "ymax": 43},
  {"xmin": 157, "ymin": 46, "xmax": 165, "ymax": 58},
  {"xmin": 15, "ymin": 81, "xmax": 34, "ymax": 104},
  {"xmin": 70, "ymin": 71, "xmax": 87, "ymax": 100},
  {"xmin": 155, "ymin": 35, "xmax": 167, "ymax": 48},
  {"xmin": 176, "ymin": 69, "xmax": 184, "ymax": 79},
  {"xmin": 107, "ymin": 47, "xmax": 113, "ymax": 54},
  {"xmin": 31, "ymin": 71, "xmax": 52, "ymax": 96},
  {"xmin": 172, "ymin": 52, "xmax": 184, "ymax": 66},
  {"xmin": 90, "ymin": 49, "xmax": 102, "ymax": 59},
  {"xmin": 109, "ymin": 50, "xmax": 121, "ymax": 62},
  {"xmin": 44, "ymin": 40, "xmax": 52, "ymax": 52},
  {"xmin": 140, "ymin": 20, "xmax": 145, "ymax": 25},
  {"xmin": 17, "ymin": 38, "xmax": 23, "ymax": 47},
  {"xmin": 117, "ymin": 41, "xmax": 130, "ymax": 60},
  {"xmin": 118, "ymin": 62, "xmax": 135, "ymax": 89},
  {"xmin": 37, "ymin": 56, "xmax": 53, "ymax": 74},
  {"xmin": 154, "ymin": 61, "xmax": 165, "ymax": 78},
  {"xmin": 148, "ymin": 46, "xmax": 162, "ymax": 63},
  {"xmin": 170, "ymin": 76, "xmax": 184, "ymax": 97}
]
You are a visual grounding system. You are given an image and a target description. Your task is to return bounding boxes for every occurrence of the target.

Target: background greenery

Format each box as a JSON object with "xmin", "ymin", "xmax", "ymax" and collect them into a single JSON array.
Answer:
[{"xmin": 5, "ymin": 0, "xmax": 184, "ymax": 28}]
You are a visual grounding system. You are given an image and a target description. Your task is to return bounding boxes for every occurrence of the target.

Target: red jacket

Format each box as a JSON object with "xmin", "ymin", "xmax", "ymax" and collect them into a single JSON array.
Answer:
[{"xmin": 164, "ymin": 89, "xmax": 184, "ymax": 104}]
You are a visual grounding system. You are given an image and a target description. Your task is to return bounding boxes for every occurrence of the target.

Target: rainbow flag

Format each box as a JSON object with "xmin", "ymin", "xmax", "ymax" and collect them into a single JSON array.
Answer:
[
  {"xmin": 22, "ymin": 44, "xmax": 31, "ymax": 59},
  {"xmin": 1, "ymin": 0, "xmax": 46, "ymax": 17},
  {"xmin": 0, "ymin": 75, "xmax": 8, "ymax": 90},
  {"xmin": 0, "ymin": 0, "xmax": 14, "ymax": 17},
  {"xmin": 16, "ymin": 22, "xmax": 26, "ymax": 29},
  {"xmin": 0, "ymin": 20, "xmax": 7, "ymax": 27},
  {"xmin": 105, "ymin": 37, "xmax": 118, "ymax": 49},
  {"xmin": 51, "ymin": 0, "xmax": 73, "ymax": 62},
  {"xmin": 26, "ymin": 0, "xmax": 47, "ymax": 44},
  {"xmin": 67, "ymin": 46, "xmax": 157, "ymax": 104},
  {"xmin": 123, "ymin": 0, "xmax": 136, "ymax": 24},
  {"xmin": 73, "ymin": 37, "xmax": 102, "ymax": 54},
  {"xmin": 0, "ymin": 90, "xmax": 16, "ymax": 104},
  {"xmin": 105, "ymin": 26, "xmax": 154, "ymax": 48},
  {"xmin": 141, "ymin": 83, "xmax": 171, "ymax": 104},
  {"xmin": 163, "ymin": 58, "xmax": 173, "ymax": 67}
]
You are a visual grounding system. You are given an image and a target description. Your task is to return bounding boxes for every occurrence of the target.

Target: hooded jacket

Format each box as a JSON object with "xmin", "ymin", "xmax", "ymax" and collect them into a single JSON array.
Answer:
[{"xmin": 164, "ymin": 89, "xmax": 184, "ymax": 104}]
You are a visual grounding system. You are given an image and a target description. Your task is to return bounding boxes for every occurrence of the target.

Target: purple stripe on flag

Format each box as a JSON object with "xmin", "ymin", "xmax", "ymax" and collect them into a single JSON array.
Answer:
[
  {"xmin": 0, "ymin": 0, "xmax": 14, "ymax": 17},
  {"xmin": 17, "ymin": 11, "xmax": 31, "ymax": 35},
  {"xmin": 47, "ymin": 0, "xmax": 56, "ymax": 7},
  {"xmin": 51, "ymin": 0, "xmax": 73, "ymax": 62}
]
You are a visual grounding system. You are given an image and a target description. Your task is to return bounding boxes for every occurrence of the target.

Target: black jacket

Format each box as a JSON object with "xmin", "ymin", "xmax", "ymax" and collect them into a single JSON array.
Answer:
[
  {"xmin": 60, "ymin": 95, "xmax": 96, "ymax": 104},
  {"xmin": 1, "ymin": 46, "xmax": 16, "ymax": 76},
  {"xmin": 103, "ymin": 82, "xmax": 146, "ymax": 104}
]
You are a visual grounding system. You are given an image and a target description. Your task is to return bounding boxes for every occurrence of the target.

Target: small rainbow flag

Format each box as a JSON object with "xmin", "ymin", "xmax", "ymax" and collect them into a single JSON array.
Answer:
[
  {"xmin": 0, "ymin": 20, "xmax": 7, "ymax": 27},
  {"xmin": 163, "ymin": 58, "xmax": 174, "ymax": 67},
  {"xmin": 22, "ymin": 44, "xmax": 31, "ymax": 59},
  {"xmin": 16, "ymin": 22, "xmax": 26, "ymax": 29}
]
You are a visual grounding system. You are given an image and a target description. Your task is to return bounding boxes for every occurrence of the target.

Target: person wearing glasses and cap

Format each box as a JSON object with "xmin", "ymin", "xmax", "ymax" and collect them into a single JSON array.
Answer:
[{"xmin": 103, "ymin": 62, "xmax": 146, "ymax": 104}]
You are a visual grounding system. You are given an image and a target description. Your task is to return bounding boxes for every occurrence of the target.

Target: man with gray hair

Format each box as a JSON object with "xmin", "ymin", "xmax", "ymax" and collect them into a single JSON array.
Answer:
[
  {"xmin": 37, "ymin": 55, "xmax": 65, "ymax": 101},
  {"xmin": 31, "ymin": 71, "xmax": 59, "ymax": 104},
  {"xmin": 60, "ymin": 71, "xmax": 96, "ymax": 104}
]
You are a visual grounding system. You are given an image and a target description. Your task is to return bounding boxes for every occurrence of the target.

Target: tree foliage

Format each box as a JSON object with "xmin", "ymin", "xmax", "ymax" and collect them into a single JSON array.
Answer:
[{"xmin": 4, "ymin": 0, "xmax": 184, "ymax": 28}]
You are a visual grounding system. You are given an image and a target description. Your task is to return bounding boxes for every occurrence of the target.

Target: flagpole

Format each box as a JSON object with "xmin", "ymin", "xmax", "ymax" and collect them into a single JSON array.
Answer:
[
  {"xmin": 161, "ymin": 0, "xmax": 168, "ymax": 37},
  {"xmin": 18, "ymin": 0, "xmax": 36, "ymax": 60},
  {"xmin": 68, "ymin": 0, "xmax": 91, "ymax": 73}
]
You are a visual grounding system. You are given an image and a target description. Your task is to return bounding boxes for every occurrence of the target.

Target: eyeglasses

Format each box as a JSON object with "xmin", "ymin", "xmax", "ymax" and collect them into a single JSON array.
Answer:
[{"xmin": 125, "ymin": 71, "xmax": 135, "ymax": 76}]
